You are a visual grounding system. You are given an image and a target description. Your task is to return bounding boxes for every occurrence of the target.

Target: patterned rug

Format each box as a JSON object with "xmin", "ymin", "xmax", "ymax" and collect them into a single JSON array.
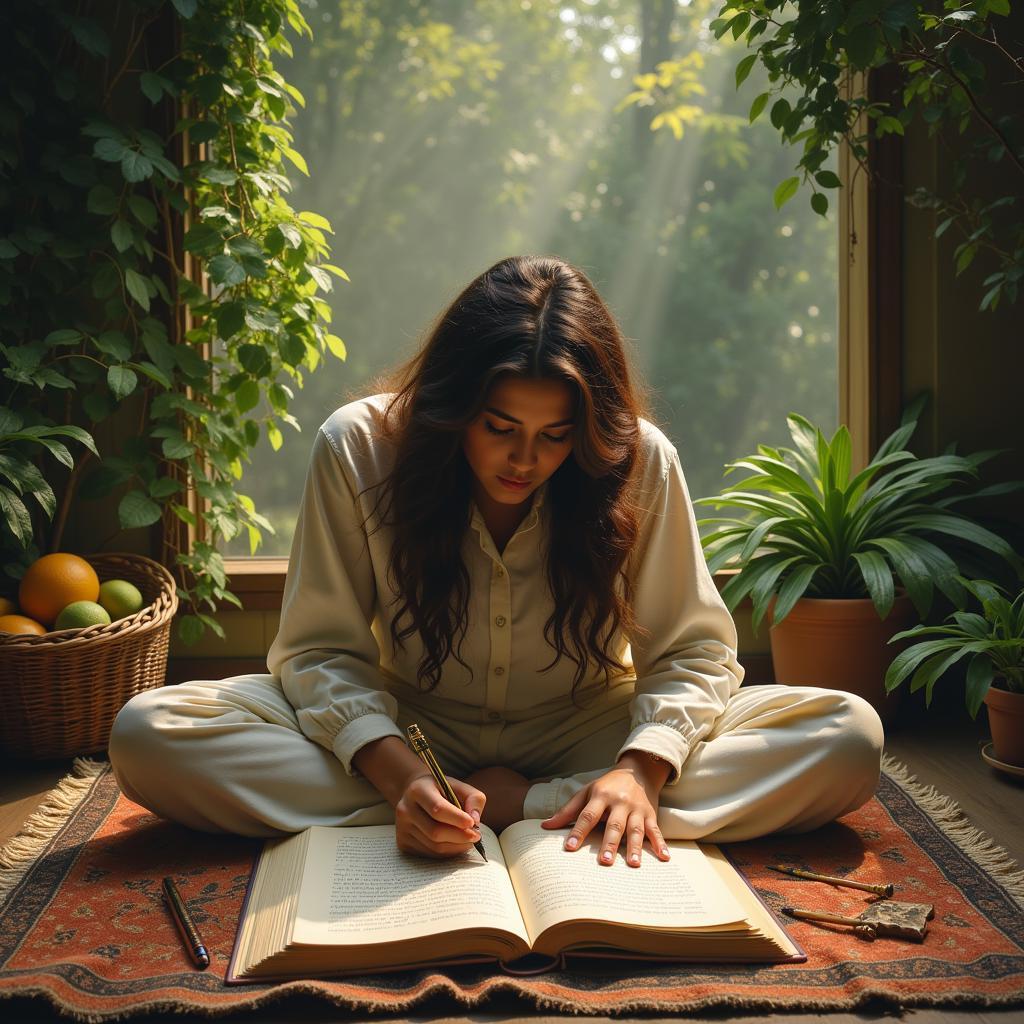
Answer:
[{"xmin": 1, "ymin": 755, "xmax": 1022, "ymax": 1021}]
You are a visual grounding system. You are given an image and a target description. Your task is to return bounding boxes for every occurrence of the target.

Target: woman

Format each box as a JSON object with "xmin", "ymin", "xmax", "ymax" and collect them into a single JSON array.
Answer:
[{"xmin": 110, "ymin": 254, "xmax": 883, "ymax": 868}]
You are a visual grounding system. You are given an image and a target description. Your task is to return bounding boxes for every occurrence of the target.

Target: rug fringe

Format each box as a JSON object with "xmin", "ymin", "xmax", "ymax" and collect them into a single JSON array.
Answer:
[
  {"xmin": 0, "ymin": 757, "xmax": 109, "ymax": 907},
  {"xmin": 882, "ymin": 752, "xmax": 1024, "ymax": 907}
]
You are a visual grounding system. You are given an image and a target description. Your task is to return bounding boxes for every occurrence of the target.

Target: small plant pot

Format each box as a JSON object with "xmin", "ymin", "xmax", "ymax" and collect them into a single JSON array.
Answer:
[
  {"xmin": 768, "ymin": 594, "xmax": 916, "ymax": 727},
  {"xmin": 984, "ymin": 684, "xmax": 1024, "ymax": 768}
]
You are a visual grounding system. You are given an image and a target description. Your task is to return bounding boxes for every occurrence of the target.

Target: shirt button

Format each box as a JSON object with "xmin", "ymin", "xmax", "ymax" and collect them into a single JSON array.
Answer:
[
  {"xmin": 495, "ymin": 615, "xmax": 507, "ymax": 627},
  {"xmin": 495, "ymin": 566, "xmax": 505, "ymax": 577},
  {"xmin": 487, "ymin": 710, "xmax": 501, "ymax": 721},
  {"xmin": 494, "ymin": 666, "xmax": 505, "ymax": 676}
]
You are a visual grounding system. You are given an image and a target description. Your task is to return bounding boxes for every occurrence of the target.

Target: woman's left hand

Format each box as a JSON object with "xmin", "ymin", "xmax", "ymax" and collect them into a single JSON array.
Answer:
[{"xmin": 540, "ymin": 758, "xmax": 671, "ymax": 867}]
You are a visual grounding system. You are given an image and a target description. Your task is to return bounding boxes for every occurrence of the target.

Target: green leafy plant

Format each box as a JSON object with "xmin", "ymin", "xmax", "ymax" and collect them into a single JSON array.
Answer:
[
  {"xmin": 628, "ymin": 0, "xmax": 1022, "ymax": 312},
  {"xmin": 1, "ymin": 0, "xmax": 347, "ymax": 645},
  {"xmin": 885, "ymin": 578, "xmax": 1024, "ymax": 716},
  {"xmin": 695, "ymin": 396, "xmax": 1023, "ymax": 633}
]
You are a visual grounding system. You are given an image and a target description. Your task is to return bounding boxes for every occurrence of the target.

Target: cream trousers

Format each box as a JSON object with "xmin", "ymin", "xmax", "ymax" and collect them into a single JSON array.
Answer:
[{"xmin": 108, "ymin": 676, "xmax": 884, "ymax": 842}]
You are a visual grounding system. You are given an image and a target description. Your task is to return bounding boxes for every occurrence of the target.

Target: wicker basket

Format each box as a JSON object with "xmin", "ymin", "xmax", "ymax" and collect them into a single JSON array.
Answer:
[{"xmin": 0, "ymin": 552, "xmax": 178, "ymax": 760}]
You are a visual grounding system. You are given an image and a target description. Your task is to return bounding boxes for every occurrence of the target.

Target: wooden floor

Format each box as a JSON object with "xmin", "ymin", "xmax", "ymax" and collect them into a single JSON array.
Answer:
[{"xmin": 2, "ymin": 693, "xmax": 1022, "ymax": 1023}]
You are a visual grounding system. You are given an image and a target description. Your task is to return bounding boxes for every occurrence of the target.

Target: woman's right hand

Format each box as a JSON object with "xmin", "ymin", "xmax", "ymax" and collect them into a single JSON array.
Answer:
[{"xmin": 394, "ymin": 774, "xmax": 487, "ymax": 859}]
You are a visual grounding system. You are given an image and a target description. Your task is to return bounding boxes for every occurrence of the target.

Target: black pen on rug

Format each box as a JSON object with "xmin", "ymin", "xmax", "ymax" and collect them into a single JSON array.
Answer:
[{"xmin": 162, "ymin": 876, "xmax": 211, "ymax": 970}]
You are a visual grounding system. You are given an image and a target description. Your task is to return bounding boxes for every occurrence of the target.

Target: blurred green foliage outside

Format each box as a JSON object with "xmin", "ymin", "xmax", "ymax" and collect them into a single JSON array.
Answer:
[{"xmin": 221, "ymin": 0, "xmax": 837, "ymax": 557}]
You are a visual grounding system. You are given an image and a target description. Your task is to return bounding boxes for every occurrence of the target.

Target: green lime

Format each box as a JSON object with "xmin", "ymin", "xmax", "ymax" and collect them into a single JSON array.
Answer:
[
  {"xmin": 98, "ymin": 579, "xmax": 145, "ymax": 620},
  {"xmin": 54, "ymin": 600, "xmax": 112, "ymax": 631}
]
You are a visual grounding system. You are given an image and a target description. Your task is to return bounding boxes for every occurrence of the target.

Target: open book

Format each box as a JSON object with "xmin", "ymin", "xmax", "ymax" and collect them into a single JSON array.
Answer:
[{"xmin": 226, "ymin": 819, "xmax": 804, "ymax": 983}]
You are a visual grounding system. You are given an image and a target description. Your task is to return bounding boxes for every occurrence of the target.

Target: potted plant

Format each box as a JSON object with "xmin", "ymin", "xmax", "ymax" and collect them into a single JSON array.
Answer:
[
  {"xmin": 885, "ymin": 578, "xmax": 1024, "ymax": 769},
  {"xmin": 695, "ymin": 396, "xmax": 1022, "ymax": 724}
]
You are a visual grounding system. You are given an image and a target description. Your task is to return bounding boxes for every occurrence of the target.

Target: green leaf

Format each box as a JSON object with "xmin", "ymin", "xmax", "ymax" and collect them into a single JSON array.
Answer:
[
  {"xmin": 162, "ymin": 435, "xmax": 195, "ymax": 459},
  {"xmin": 771, "ymin": 563, "xmax": 819, "ymax": 626},
  {"xmin": 178, "ymin": 614, "xmax": 205, "ymax": 646},
  {"xmin": 749, "ymin": 92, "xmax": 770, "ymax": 123},
  {"xmin": 0, "ymin": 407, "xmax": 23, "ymax": 434},
  {"xmin": 325, "ymin": 334, "xmax": 347, "ymax": 360},
  {"xmin": 866, "ymin": 537, "xmax": 933, "ymax": 618},
  {"xmin": 814, "ymin": 170, "xmax": 841, "ymax": 189},
  {"xmin": 235, "ymin": 379, "xmax": 260, "ymax": 413},
  {"xmin": 150, "ymin": 477, "xmax": 183, "ymax": 499},
  {"xmin": 124, "ymin": 268, "xmax": 151, "ymax": 310},
  {"xmin": 215, "ymin": 302, "xmax": 246, "ymax": 339},
  {"xmin": 297, "ymin": 210, "xmax": 333, "ymax": 232},
  {"xmin": 87, "ymin": 184, "xmax": 120, "ymax": 215},
  {"xmin": 811, "ymin": 192, "xmax": 828, "ymax": 215},
  {"xmin": 735, "ymin": 54, "xmax": 757, "ymax": 90},
  {"xmin": 277, "ymin": 223, "xmax": 303, "ymax": 249},
  {"xmin": 769, "ymin": 98, "xmax": 791, "ymax": 131},
  {"xmin": 196, "ymin": 612, "xmax": 226, "ymax": 639},
  {"xmin": 182, "ymin": 223, "xmax": 223, "ymax": 253},
  {"xmin": 845, "ymin": 23, "xmax": 879, "ymax": 68},
  {"xmin": 107, "ymin": 365, "xmax": 138, "ymax": 400},
  {"xmin": 208, "ymin": 254, "xmax": 246, "ymax": 286},
  {"xmin": 243, "ymin": 304, "xmax": 282, "ymax": 332},
  {"xmin": 203, "ymin": 166, "xmax": 238, "ymax": 186},
  {"xmin": 282, "ymin": 146, "xmax": 309, "ymax": 176},
  {"xmin": 31, "ymin": 437, "xmax": 74, "ymax": 470},
  {"xmin": 94, "ymin": 329, "xmax": 132, "ymax": 360},
  {"xmin": 111, "ymin": 220, "xmax": 134, "ymax": 252},
  {"xmin": 44, "ymin": 329, "xmax": 83, "ymax": 346},
  {"xmin": 139, "ymin": 72, "xmax": 166, "ymax": 104},
  {"xmin": 773, "ymin": 177, "xmax": 800, "ymax": 210},
  {"xmin": 965, "ymin": 654, "xmax": 995, "ymax": 718},
  {"xmin": 238, "ymin": 343, "xmax": 272, "ymax": 376},
  {"xmin": 132, "ymin": 360, "xmax": 172, "ymax": 390},
  {"xmin": 69, "ymin": 16, "xmax": 110, "ymax": 56},
  {"xmin": 852, "ymin": 551, "xmax": 895, "ymax": 619},
  {"xmin": 121, "ymin": 150, "xmax": 154, "ymax": 182},
  {"xmin": 0, "ymin": 485, "xmax": 33, "ymax": 546},
  {"xmin": 0, "ymin": 239, "xmax": 18, "ymax": 259},
  {"xmin": 127, "ymin": 195, "xmax": 159, "ymax": 228},
  {"xmin": 94, "ymin": 137, "xmax": 128, "ymax": 163},
  {"xmin": 119, "ymin": 489, "xmax": 163, "ymax": 529}
]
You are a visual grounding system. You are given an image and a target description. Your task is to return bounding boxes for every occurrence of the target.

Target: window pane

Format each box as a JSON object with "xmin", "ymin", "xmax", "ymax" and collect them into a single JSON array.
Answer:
[{"xmin": 219, "ymin": 1, "xmax": 836, "ymax": 558}]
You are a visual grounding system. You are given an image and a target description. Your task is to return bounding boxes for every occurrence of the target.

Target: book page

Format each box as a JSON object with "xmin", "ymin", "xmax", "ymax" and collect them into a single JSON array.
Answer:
[
  {"xmin": 499, "ymin": 820, "xmax": 748, "ymax": 946},
  {"xmin": 291, "ymin": 825, "xmax": 530, "ymax": 948}
]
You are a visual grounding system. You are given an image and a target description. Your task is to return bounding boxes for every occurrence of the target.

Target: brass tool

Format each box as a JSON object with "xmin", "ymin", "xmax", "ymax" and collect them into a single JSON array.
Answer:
[
  {"xmin": 768, "ymin": 864, "xmax": 894, "ymax": 898},
  {"xmin": 783, "ymin": 901, "xmax": 934, "ymax": 942},
  {"xmin": 782, "ymin": 907, "xmax": 877, "ymax": 941}
]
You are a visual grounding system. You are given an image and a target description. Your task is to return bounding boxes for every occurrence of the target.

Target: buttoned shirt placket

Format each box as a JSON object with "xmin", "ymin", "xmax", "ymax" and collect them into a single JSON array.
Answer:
[{"xmin": 469, "ymin": 493, "xmax": 544, "ymax": 763}]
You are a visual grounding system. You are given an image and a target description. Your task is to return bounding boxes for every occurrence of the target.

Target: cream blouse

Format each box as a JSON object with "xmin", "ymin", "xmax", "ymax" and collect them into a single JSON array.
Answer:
[{"xmin": 266, "ymin": 393, "xmax": 744, "ymax": 787}]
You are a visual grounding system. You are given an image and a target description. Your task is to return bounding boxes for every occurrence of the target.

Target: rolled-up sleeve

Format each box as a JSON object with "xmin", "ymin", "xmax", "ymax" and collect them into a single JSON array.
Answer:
[
  {"xmin": 615, "ymin": 445, "xmax": 745, "ymax": 785},
  {"xmin": 266, "ymin": 425, "xmax": 404, "ymax": 776}
]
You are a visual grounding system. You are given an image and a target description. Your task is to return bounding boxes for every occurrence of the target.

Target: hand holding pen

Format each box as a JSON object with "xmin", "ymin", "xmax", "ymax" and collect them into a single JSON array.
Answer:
[{"xmin": 399, "ymin": 723, "xmax": 488, "ymax": 862}]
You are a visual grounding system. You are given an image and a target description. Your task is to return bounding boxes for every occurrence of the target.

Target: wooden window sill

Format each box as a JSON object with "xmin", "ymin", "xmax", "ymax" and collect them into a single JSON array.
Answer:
[{"xmin": 220, "ymin": 558, "xmax": 739, "ymax": 612}]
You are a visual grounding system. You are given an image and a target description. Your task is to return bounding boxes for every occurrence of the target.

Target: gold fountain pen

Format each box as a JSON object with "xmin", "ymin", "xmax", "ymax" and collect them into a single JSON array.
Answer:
[{"xmin": 406, "ymin": 723, "xmax": 487, "ymax": 862}]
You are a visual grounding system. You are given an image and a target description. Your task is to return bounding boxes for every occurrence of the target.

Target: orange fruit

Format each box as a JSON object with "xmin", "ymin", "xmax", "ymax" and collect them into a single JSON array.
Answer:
[
  {"xmin": 18, "ymin": 552, "xmax": 100, "ymax": 627},
  {"xmin": 0, "ymin": 596, "xmax": 17, "ymax": 616},
  {"xmin": 0, "ymin": 613, "xmax": 47, "ymax": 636}
]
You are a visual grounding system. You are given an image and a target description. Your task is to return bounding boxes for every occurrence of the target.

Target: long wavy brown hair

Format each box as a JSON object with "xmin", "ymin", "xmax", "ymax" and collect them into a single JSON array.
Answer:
[{"xmin": 361, "ymin": 254, "xmax": 651, "ymax": 703}]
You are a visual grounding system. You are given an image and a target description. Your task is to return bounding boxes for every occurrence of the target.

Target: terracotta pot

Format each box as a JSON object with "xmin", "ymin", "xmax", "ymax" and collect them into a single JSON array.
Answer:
[
  {"xmin": 768, "ymin": 594, "xmax": 916, "ymax": 726},
  {"xmin": 984, "ymin": 683, "xmax": 1024, "ymax": 767}
]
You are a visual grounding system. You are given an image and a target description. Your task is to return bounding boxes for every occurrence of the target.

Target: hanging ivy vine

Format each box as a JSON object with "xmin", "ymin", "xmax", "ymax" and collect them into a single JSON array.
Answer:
[{"xmin": 0, "ymin": 0, "xmax": 348, "ymax": 645}]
